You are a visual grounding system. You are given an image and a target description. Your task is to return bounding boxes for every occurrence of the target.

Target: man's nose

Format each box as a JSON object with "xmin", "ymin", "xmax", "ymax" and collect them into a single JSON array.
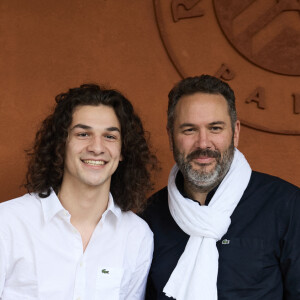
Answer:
[
  {"xmin": 194, "ymin": 129, "xmax": 211, "ymax": 149},
  {"xmin": 87, "ymin": 136, "xmax": 105, "ymax": 154}
]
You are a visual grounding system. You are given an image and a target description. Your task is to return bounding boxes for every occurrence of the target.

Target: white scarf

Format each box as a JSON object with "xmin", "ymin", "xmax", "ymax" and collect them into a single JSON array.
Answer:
[{"xmin": 164, "ymin": 148, "xmax": 252, "ymax": 300}]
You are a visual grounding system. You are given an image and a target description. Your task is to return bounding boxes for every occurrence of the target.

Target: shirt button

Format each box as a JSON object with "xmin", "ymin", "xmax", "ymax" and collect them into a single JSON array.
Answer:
[
  {"xmin": 80, "ymin": 261, "xmax": 83, "ymax": 267},
  {"xmin": 76, "ymin": 297, "xmax": 81, "ymax": 300}
]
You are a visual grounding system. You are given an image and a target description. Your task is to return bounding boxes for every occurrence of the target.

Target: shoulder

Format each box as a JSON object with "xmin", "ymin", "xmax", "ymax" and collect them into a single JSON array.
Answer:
[
  {"xmin": 0, "ymin": 193, "xmax": 40, "ymax": 217},
  {"xmin": 241, "ymin": 171, "xmax": 300, "ymax": 218},
  {"xmin": 145, "ymin": 186, "xmax": 169, "ymax": 213},
  {"xmin": 0, "ymin": 193, "xmax": 41, "ymax": 234},
  {"xmin": 140, "ymin": 186, "xmax": 180, "ymax": 235},
  {"xmin": 140, "ymin": 187, "xmax": 169, "ymax": 226},
  {"xmin": 149, "ymin": 186, "xmax": 169, "ymax": 202},
  {"xmin": 247, "ymin": 171, "xmax": 299, "ymax": 196},
  {"xmin": 121, "ymin": 210, "xmax": 153, "ymax": 242}
]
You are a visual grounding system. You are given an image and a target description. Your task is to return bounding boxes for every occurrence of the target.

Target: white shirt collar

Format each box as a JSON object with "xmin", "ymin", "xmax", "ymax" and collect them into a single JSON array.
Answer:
[
  {"xmin": 40, "ymin": 189, "xmax": 66, "ymax": 223},
  {"xmin": 105, "ymin": 193, "xmax": 122, "ymax": 220},
  {"xmin": 40, "ymin": 189, "xmax": 122, "ymax": 223}
]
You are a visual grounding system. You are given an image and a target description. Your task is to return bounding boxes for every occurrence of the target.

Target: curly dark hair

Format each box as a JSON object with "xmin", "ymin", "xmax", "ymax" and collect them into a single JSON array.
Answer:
[
  {"xmin": 167, "ymin": 74, "xmax": 237, "ymax": 133},
  {"xmin": 25, "ymin": 84, "xmax": 158, "ymax": 212}
]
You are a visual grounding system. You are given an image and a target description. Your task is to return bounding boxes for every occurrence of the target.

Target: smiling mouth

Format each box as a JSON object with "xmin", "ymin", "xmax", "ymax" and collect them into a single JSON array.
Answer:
[
  {"xmin": 81, "ymin": 159, "xmax": 106, "ymax": 166},
  {"xmin": 193, "ymin": 157, "xmax": 215, "ymax": 164},
  {"xmin": 187, "ymin": 149, "xmax": 220, "ymax": 161}
]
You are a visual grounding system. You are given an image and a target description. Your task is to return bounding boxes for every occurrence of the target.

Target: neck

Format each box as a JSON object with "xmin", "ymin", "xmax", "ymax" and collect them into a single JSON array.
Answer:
[
  {"xmin": 59, "ymin": 179, "xmax": 110, "ymax": 224},
  {"xmin": 184, "ymin": 180, "xmax": 211, "ymax": 206},
  {"xmin": 58, "ymin": 181, "xmax": 111, "ymax": 251}
]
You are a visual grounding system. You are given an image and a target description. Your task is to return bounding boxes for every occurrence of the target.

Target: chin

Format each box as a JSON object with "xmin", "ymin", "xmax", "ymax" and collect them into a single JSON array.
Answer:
[
  {"xmin": 79, "ymin": 177, "xmax": 105, "ymax": 187},
  {"xmin": 193, "ymin": 164, "xmax": 216, "ymax": 174}
]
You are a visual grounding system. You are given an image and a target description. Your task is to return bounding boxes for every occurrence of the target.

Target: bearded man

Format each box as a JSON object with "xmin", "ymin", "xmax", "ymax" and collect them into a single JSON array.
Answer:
[{"xmin": 142, "ymin": 75, "xmax": 300, "ymax": 300}]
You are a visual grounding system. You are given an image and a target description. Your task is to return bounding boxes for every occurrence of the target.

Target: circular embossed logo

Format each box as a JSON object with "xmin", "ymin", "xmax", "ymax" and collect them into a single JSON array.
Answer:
[
  {"xmin": 154, "ymin": 0, "xmax": 300, "ymax": 135},
  {"xmin": 214, "ymin": 0, "xmax": 300, "ymax": 76}
]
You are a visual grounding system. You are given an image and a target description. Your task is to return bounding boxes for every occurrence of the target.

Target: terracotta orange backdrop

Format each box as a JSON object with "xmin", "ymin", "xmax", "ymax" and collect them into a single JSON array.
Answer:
[{"xmin": 0, "ymin": 0, "xmax": 299, "ymax": 202}]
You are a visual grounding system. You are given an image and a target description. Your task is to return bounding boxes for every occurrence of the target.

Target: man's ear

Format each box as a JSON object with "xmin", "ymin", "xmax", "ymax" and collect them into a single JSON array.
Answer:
[
  {"xmin": 167, "ymin": 127, "xmax": 173, "ymax": 152},
  {"xmin": 233, "ymin": 120, "xmax": 240, "ymax": 147},
  {"xmin": 119, "ymin": 150, "xmax": 123, "ymax": 162}
]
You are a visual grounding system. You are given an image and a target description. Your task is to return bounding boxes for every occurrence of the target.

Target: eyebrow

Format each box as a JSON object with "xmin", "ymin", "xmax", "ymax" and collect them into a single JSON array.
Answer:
[
  {"xmin": 71, "ymin": 124, "xmax": 91, "ymax": 130},
  {"xmin": 70, "ymin": 124, "xmax": 121, "ymax": 133},
  {"xmin": 209, "ymin": 121, "xmax": 226, "ymax": 126},
  {"xmin": 179, "ymin": 121, "xmax": 226, "ymax": 129},
  {"xmin": 106, "ymin": 126, "xmax": 121, "ymax": 133},
  {"xmin": 179, "ymin": 123, "xmax": 196, "ymax": 129}
]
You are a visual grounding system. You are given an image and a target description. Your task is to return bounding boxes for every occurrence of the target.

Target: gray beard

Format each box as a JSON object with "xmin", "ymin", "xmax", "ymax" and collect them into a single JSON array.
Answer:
[{"xmin": 174, "ymin": 142, "xmax": 235, "ymax": 193}]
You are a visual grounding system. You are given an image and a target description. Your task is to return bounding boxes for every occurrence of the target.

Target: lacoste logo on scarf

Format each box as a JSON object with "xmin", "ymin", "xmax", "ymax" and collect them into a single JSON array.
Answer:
[
  {"xmin": 222, "ymin": 239, "xmax": 230, "ymax": 245},
  {"xmin": 101, "ymin": 269, "xmax": 109, "ymax": 274}
]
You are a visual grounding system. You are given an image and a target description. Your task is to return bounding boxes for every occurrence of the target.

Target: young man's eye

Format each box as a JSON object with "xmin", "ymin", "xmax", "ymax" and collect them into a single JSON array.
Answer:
[
  {"xmin": 76, "ymin": 132, "xmax": 89, "ymax": 137},
  {"xmin": 105, "ymin": 134, "xmax": 117, "ymax": 140}
]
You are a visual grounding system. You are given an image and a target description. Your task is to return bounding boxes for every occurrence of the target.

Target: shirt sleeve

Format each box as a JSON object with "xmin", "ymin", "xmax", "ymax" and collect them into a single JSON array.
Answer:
[
  {"xmin": 125, "ymin": 229, "xmax": 154, "ymax": 300},
  {"xmin": 280, "ymin": 190, "xmax": 300, "ymax": 299},
  {"xmin": 0, "ymin": 235, "xmax": 7, "ymax": 297}
]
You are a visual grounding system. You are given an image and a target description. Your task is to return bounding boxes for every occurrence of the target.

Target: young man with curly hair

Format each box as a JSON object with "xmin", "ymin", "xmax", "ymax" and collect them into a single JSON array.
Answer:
[{"xmin": 0, "ymin": 84, "xmax": 157, "ymax": 300}]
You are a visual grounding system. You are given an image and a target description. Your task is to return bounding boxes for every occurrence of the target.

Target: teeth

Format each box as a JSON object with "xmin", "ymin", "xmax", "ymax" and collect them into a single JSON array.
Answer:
[{"xmin": 83, "ymin": 160, "xmax": 105, "ymax": 166}]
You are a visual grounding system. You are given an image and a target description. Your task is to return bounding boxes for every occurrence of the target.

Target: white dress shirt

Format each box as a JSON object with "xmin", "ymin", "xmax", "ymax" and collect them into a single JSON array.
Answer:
[{"xmin": 0, "ymin": 191, "xmax": 153, "ymax": 300}]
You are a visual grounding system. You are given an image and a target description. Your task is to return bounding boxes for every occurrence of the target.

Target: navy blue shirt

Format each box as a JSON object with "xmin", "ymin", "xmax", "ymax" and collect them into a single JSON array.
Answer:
[{"xmin": 142, "ymin": 171, "xmax": 300, "ymax": 300}]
